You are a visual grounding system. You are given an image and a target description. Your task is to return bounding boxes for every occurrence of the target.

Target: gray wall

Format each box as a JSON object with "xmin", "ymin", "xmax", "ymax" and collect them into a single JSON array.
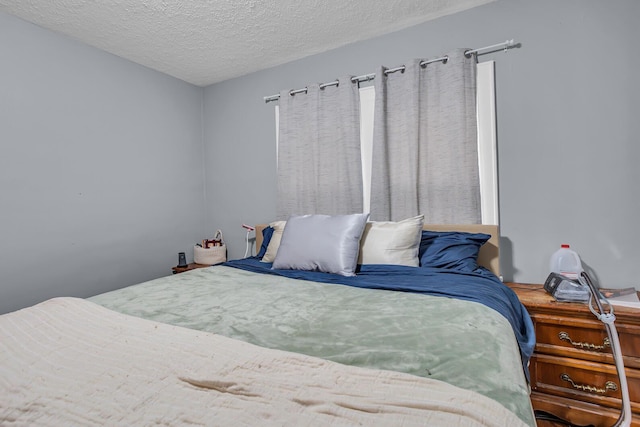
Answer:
[
  {"xmin": 204, "ymin": 0, "xmax": 640, "ymax": 287},
  {"xmin": 0, "ymin": 12, "xmax": 205, "ymax": 314}
]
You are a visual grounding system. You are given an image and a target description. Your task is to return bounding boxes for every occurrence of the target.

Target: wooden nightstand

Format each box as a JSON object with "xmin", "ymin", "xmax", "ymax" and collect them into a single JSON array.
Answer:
[
  {"xmin": 172, "ymin": 263, "xmax": 211, "ymax": 274},
  {"xmin": 506, "ymin": 282, "xmax": 640, "ymax": 427}
]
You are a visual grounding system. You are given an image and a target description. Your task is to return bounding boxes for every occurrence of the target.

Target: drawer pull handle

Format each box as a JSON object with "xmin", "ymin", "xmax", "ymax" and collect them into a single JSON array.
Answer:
[
  {"xmin": 561, "ymin": 373, "xmax": 618, "ymax": 394},
  {"xmin": 558, "ymin": 331, "xmax": 610, "ymax": 351}
]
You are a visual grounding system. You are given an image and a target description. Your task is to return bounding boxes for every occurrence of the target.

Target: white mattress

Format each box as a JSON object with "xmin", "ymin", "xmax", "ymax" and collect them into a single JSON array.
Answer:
[{"xmin": 0, "ymin": 297, "xmax": 528, "ymax": 426}]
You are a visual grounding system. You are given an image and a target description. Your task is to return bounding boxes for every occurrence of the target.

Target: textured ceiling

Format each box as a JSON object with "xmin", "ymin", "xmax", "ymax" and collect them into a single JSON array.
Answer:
[{"xmin": 0, "ymin": 0, "xmax": 495, "ymax": 87}]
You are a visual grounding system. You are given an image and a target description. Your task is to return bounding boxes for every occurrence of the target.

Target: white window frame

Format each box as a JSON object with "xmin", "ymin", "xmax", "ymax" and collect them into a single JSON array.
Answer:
[
  {"xmin": 476, "ymin": 61, "xmax": 499, "ymax": 225},
  {"xmin": 359, "ymin": 85, "xmax": 375, "ymax": 214}
]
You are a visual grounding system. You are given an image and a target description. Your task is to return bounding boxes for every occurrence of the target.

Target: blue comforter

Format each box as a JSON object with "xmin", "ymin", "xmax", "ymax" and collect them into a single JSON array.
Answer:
[{"xmin": 224, "ymin": 257, "xmax": 535, "ymax": 379}]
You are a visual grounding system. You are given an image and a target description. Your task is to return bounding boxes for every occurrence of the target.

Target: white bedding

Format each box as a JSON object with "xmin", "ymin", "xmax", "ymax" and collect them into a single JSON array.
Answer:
[{"xmin": 1, "ymin": 297, "xmax": 527, "ymax": 426}]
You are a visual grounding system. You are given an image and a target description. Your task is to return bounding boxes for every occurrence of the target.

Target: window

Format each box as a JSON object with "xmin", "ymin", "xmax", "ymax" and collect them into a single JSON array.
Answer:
[{"xmin": 274, "ymin": 61, "xmax": 498, "ymax": 224}]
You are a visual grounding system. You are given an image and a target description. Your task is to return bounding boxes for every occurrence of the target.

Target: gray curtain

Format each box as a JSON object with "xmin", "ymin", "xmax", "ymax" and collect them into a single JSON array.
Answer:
[
  {"xmin": 277, "ymin": 77, "xmax": 362, "ymax": 219},
  {"xmin": 370, "ymin": 49, "xmax": 480, "ymax": 223}
]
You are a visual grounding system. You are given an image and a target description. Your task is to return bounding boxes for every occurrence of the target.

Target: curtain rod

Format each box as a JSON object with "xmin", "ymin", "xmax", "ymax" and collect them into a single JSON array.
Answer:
[{"xmin": 263, "ymin": 39, "xmax": 517, "ymax": 103}]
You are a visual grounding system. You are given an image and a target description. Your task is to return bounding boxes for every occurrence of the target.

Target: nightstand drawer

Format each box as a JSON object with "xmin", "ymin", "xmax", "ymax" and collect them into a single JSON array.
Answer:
[
  {"xmin": 530, "ymin": 392, "xmax": 639, "ymax": 427},
  {"xmin": 531, "ymin": 353, "xmax": 640, "ymax": 413},
  {"xmin": 533, "ymin": 312, "xmax": 640, "ymax": 368}
]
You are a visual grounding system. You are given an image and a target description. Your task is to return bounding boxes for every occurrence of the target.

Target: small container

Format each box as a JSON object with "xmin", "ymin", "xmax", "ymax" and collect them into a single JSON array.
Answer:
[
  {"xmin": 550, "ymin": 244, "xmax": 583, "ymax": 280},
  {"xmin": 177, "ymin": 252, "xmax": 187, "ymax": 268}
]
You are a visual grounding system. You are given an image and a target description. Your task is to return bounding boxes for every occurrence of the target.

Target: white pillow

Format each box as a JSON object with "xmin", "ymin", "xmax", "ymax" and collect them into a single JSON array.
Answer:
[
  {"xmin": 357, "ymin": 215, "xmax": 424, "ymax": 266},
  {"xmin": 260, "ymin": 221, "xmax": 286, "ymax": 263},
  {"xmin": 272, "ymin": 213, "xmax": 369, "ymax": 276}
]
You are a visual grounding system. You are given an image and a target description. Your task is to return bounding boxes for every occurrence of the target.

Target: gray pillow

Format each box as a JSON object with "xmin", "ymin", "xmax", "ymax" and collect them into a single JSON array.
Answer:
[{"xmin": 272, "ymin": 213, "xmax": 370, "ymax": 276}]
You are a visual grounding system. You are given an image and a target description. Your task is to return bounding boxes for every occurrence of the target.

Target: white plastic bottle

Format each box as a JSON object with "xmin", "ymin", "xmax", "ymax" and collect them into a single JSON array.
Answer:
[{"xmin": 550, "ymin": 244, "xmax": 583, "ymax": 280}]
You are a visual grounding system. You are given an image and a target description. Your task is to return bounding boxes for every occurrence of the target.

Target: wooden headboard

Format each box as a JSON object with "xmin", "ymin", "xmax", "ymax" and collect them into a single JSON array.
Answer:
[{"xmin": 254, "ymin": 223, "xmax": 500, "ymax": 278}]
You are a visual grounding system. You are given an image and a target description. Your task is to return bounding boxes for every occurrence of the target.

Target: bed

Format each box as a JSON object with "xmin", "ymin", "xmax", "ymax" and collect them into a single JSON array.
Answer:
[{"xmin": 0, "ymin": 215, "xmax": 536, "ymax": 426}]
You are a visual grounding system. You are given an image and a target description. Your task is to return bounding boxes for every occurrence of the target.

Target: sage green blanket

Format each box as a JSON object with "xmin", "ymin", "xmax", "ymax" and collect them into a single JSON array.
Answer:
[{"xmin": 90, "ymin": 265, "xmax": 535, "ymax": 426}]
